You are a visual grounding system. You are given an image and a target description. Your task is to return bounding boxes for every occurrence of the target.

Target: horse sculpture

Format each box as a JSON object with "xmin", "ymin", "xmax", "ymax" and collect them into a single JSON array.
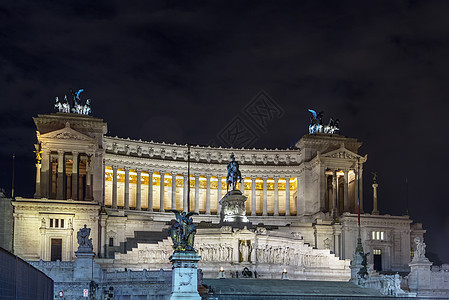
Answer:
[{"xmin": 226, "ymin": 154, "xmax": 242, "ymax": 192}]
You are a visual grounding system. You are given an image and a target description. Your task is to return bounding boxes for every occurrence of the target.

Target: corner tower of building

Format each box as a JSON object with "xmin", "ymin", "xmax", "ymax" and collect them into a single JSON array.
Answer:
[{"xmin": 33, "ymin": 113, "xmax": 107, "ymax": 202}]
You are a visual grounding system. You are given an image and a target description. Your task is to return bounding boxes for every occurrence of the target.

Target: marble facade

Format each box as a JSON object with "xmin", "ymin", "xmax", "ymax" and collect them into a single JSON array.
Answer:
[{"xmin": 12, "ymin": 111, "xmax": 425, "ymax": 279}]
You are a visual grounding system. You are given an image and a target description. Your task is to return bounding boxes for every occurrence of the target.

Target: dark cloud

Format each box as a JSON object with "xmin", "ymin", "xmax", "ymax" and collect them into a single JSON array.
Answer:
[{"xmin": 1, "ymin": 0, "xmax": 449, "ymax": 262}]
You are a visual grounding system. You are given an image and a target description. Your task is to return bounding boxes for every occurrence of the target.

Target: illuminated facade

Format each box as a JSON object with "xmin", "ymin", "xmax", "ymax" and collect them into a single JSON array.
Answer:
[{"xmin": 11, "ymin": 111, "xmax": 424, "ymax": 277}]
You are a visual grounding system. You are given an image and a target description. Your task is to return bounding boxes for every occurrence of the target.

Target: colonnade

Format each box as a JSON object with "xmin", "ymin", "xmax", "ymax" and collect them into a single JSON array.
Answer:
[
  {"xmin": 324, "ymin": 168, "xmax": 363, "ymax": 215},
  {"xmin": 35, "ymin": 150, "xmax": 92, "ymax": 200},
  {"xmin": 105, "ymin": 166, "xmax": 298, "ymax": 216}
]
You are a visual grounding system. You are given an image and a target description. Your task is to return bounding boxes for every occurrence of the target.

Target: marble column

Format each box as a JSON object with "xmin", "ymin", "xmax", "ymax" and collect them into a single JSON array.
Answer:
[
  {"xmin": 206, "ymin": 174, "xmax": 211, "ymax": 215},
  {"xmin": 240, "ymin": 177, "xmax": 245, "ymax": 194},
  {"xmin": 332, "ymin": 170, "xmax": 337, "ymax": 218},
  {"xmin": 274, "ymin": 175, "xmax": 279, "ymax": 216},
  {"xmin": 40, "ymin": 150, "xmax": 50, "ymax": 198},
  {"xmin": 100, "ymin": 215, "xmax": 107, "ymax": 258},
  {"xmin": 183, "ymin": 173, "xmax": 188, "ymax": 212},
  {"xmin": 171, "ymin": 172, "xmax": 177, "ymax": 210},
  {"xmin": 85, "ymin": 155, "xmax": 92, "ymax": 201},
  {"xmin": 160, "ymin": 171, "xmax": 165, "ymax": 212},
  {"xmin": 124, "ymin": 167, "xmax": 130, "ymax": 210},
  {"xmin": 112, "ymin": 165, "xmax": 118, "ymax": 209},
  {"xmin": 34, "ymin": 162, "xmax": 41, "ymax": 198},
  {"xmin": 251, "ymin": 176, "xmax": 256, "ymax": 216},
  {"xmin": 148, "ymin": 171, "xmax": 153, "ymax": 212},
  {"xmin": 262, "ymin": 176, "xmax": 268, "ymax": 216},
  {"xmin": 71, "ymin": 151, "xmax": 78, "ymax": 200},
  {"xmin": 217, "ymin": 175, "xmax": 222, "ymax": 214},
  {"xmin": 359, "ymin": 168, "xmax": 364, "ymax": 213},
  {"xmin": 194, "ymin": 174, "xmax": 200, "ymax": 214},
  {"xmin": 285, "ymin": 176, "xmax": 291, "ymax": 216},
  {"xmin": 136, "ymin": 169, "xmax": 142, "ymax": 211},
  {"xmin": 57, "ymin": 150, "xmax": 65, "ymax": 199},
  {"xmin": 372, "ymin": 182, "xmax": 379, "ymax": 215},
  {"xmin": 354, "ymin": 168, "xmax": 359, "ymax": 214},
  {"xmin": 344, "ymin": 169, "xmax": 349, "ymax": 212}
]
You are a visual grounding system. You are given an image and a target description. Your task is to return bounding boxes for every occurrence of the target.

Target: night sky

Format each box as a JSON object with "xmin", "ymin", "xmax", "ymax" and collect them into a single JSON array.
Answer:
[{"xmin": 1, "ymin": 1, "xmax": 448, "ymax": 263}]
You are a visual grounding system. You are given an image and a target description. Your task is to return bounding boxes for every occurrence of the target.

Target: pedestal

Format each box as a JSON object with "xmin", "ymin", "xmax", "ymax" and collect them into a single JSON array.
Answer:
[
  {"xmin": 74, "ymin": 249, "xmax": 95, "ymax": 281},
  {"xmin": 170, "ymin": 252, "xmax": 201, "ymax": 300},
  {"xmin": 219, "ymin": 190, "xmax": 250, "ymax": 228},
  {"xmin": 408, "ymin": 258, "xmax": 432, "ymax": 292}
]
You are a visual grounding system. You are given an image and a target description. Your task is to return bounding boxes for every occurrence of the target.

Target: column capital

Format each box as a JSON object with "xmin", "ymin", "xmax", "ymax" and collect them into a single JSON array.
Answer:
[
  {"xmin": 124, "ymin": 166, "xmax": 131, "ymax": 171},
  {"xmin": 72, "ymin": 150, "xmax": 79, "ymax": 155},
  {"xmin": 285, "ymin": 175, "xmax": 291, "ymax": 180},
  {"xmin": 205, "ymin": 173, "xmax": 212, "ymax": 178},
  {"xmin": 57, "ymin": 150, "xmax": 64, "ymax": 155},
  {"xmin": 273, "ymin": 175, "xmax": 280, "ymax": 180},
  {"xmin": 112, "ymin": 165, "xmax": 118, "ymax": 170},
  {"xmin": 171, "ymin": 171, "xmax": 178, "ymax": 176},
  {"xmin": 251, "ymin": 175, "xmax": 257, "ymax": 180},
  {"xmin": 160, "ymin": 170, "xmax": 166, "ymax": 175},
  {"xmin": 262, "ymin": 175, "xmax": 268, "ymax": 180},
  {"xmin": 136, "ymin": 168, "xmax": 142, "ymax": 173}
]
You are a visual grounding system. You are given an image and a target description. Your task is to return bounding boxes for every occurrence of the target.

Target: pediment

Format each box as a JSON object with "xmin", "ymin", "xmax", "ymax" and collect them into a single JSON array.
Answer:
[
  {"xmin": 321, "ymin": 147, "xmax": 361, "ymax": 160},
  {"xmin": 39, "ymin": 123, "xmax": 95, "ymax": 143}
]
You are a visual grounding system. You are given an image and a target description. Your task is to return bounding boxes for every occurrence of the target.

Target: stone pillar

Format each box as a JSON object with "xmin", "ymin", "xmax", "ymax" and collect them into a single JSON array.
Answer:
[
  {"xmin": 372, "ymin": 182, "xmax": 379, "ymax": 215},
  {"xmin": 71, "ymin": 151, "xmax": 79, "ymax": 200},
  {"xmin": 354, "ymin": 168, "xmax": 359, "ymax": 213},
  {"xmin": 169, "ymin": 252, "xmax": 201, "ymax": 300},
  {"xmin": 332, "ymin": 171, "xmax": 337, "ymax": 218},
  {"xmin": 171, "ymin": 172, "xmax": 177, "ymax": 211},
  {"xmin": 344, "ymin": 169, "xmax": 349, "ymax": 212},
  {"xmin": 206, "ymin": 174, "xmax": 211, "ymax": 215},
  {"xmin": 262, "ymin": 176, "xmax": 268, "ymax": 216},
  {"xmin": 112, "ymin": 165, "xmax": 118, "ymax": 209},
  {"xmin": 251, "ymin": 176, "xmax": 256, "ymax": 216},
  {"xmin": 285, "ymin": 176, "xmax": 290, "ymax": 216},
  {"xmin": 40, "ymin": 149, "xmax": 50, "ymax": 198},
  {"xmin": 136, "ymin": 169, "xmax": 142, "ymax": 211},
  {"xmin": 359, "ymin": 168, "xmax": 364, "ymax": 213},
  {"xmin": 100, "ymin": 215, "xmax": 107, "ymax": 258},
  {"xmin": 194, "ymin": 174, "xmax": 199, "ymax": 214},
  {"xmin": 160, "ymin": 171, "xmax": 165, "ymax": 212},
  {"xmin": 34, "ymin": 162, "xmax": 41, "ymax": 198},
  {"xmin": 57, "ymin": 150, "xmax": 65, "ymax": 199},
  {"xmin": 124, "ymin": 167, "xmax": 130, "ymax": 210},
  {"xmin": 85, "ymin": 155, "xmax": 92, "ymax": 201},
  {"xmin": 217, "ymin": 175, "xmax": 222, "ymax": 214},
  {"xmin": 240, "ymin": 177, "xmax": 245, "ymax": 194},
  {"xmin": 274, "ymin": 175, "xmax": 279, "ymax": 216},
  {"xmin": 183, "ymin": 173, "xmax": 188, "ymax": 212},
  {"xmin": 148, "ymin": 171, "xmax": 153, "ymax": 212}
]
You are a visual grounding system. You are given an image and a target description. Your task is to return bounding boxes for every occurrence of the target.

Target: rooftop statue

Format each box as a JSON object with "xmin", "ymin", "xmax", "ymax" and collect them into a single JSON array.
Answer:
[
  {"xmin": 226, "ymin": 153, "xmax": 242, "ymax": 192},
  {"xmin": 167, "ymin": 209, "xmax": 198, "ymax": 252},
  {"xmin": 77, "ymin": 224, "xmax": 93, "ymax": 251},
  {"xmin": 54, "ymin": 88, "xmax": 91, "ymax": 115},
  {"xmin": 308, "ymin": 109, "xmax": 340, "ymax": 134}
]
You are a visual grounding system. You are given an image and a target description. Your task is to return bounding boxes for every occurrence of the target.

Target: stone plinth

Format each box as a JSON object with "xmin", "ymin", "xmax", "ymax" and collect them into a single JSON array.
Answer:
[
  {"xmin": 74, "ymin": 249, "xmax": 95, "ymax": 281},
  {"xmin": 408, "ymin": 258, "xmax": 432, "ymax": 292},
  {"xmin": 219, "ymin": 190, "xmax": 250, "ymax": 228},
  {"xmin": 169, "ymin": 252, "xmax": 201, "ymax": 300}
]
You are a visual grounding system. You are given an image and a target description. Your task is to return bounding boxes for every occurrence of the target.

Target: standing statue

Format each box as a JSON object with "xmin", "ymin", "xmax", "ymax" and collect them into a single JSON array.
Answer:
[
  {"xmin": 167, "ymin": 209, "xmax": 198, "ymax": 252},
  {"xmin": 414, "ymin": 237, "xmax": 426, "ymax": 260},
  {"xmin": 240, "ymin": 240, "xmax": 250, "ymax": 262},
  {"xmin": 372, "ymin": 172, "xmax": 378, "ymax": 184},
  {"xmin": 226, "ymin": 153, "xmax": 242, "ymax": 191},
  {"xmin": 77, "ymin": 224, "xmax": 93, "ymax": 251}
]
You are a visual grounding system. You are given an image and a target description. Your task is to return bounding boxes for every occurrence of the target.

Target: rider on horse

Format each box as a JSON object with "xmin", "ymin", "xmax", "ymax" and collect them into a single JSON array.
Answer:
[{"xmin": 226, "ymin": 154, "xmax": 242, "ymax": 191}]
